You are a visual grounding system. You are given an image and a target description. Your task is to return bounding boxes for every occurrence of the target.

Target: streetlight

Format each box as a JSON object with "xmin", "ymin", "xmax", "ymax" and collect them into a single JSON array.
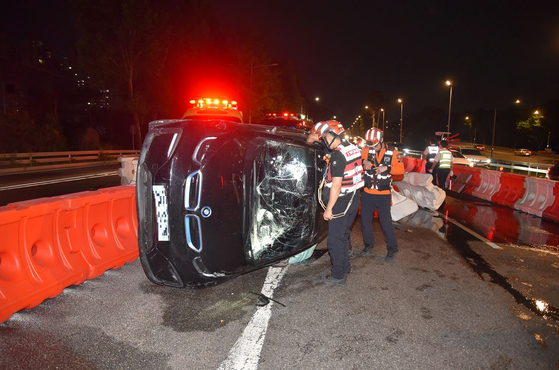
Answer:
[
  {"xmin": 491, "ymin": 99, "xmax": 521, "ymax": 160},
  {"xmin": 446, "ymin": 80, "xmax": 453, "ymax": 134},
  {"xmin": 380, "ymin": 108, "xmax": 385, "ymax": 131},
  {"xmin": 249, "ymin": 62, "xmax": 279, "ymax": 123},
  {"xmin": 397, "ymin": 99, "xmax": 403, "ymax": 143},
  {"xmin": 315, "ymin": 97, "xmax": 320, "ymax": 102}
]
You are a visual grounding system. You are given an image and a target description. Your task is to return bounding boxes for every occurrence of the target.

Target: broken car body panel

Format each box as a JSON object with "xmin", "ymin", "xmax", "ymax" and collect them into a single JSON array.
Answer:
[{"xmin": 136, "ymin": 119, "xmax": 327, "ymax": 287}]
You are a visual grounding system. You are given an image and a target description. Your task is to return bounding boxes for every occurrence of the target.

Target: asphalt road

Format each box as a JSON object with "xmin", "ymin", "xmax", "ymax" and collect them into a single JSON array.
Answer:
[
  {"xmin": 1, "ymin": 195, "xmax": 557, "ymax": 369},
  {"xmin": 480, "ymin": 147, "xmax": 557, "ymax": 166},
  {"xmin": 0, "ymin": 164, "xmax": 122, "ymax": 206}
]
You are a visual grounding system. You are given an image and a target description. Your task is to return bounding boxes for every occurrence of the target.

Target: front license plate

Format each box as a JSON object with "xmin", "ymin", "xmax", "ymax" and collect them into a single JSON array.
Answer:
[{"xmin": 153, "ymin": 185, "xmax": 170, "ymax": 241}]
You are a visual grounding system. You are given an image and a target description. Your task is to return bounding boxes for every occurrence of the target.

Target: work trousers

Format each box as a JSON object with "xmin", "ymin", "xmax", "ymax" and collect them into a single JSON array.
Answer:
[
  {"xmin": 360, "ymin": 191, "xmax": 398, "ymax": 253},
  {"xmin": 327, "ymin": 192, "xmax": 360, "ymax": 279},
  {"xmin": 425, "ymin": 161, "xmax": 436, "ymax": 184},
  {"xmin": 437, "ymin": 168, "xmax": 451, "ymax": 191}
]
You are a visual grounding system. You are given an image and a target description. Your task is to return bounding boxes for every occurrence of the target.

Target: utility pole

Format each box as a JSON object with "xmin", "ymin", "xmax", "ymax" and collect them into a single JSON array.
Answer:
[{"xmin": 491, "ymin": 109, "xmax": 496, "ymax": 160}]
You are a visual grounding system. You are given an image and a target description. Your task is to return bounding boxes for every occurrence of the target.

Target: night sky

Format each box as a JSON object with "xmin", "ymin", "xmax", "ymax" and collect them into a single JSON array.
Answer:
[
  {"xmin": 214, "ymin": 0, "xmax": 559, "ymax": 124},
  {"xmin": 2, "ymin": 0, "xmax": 559, "ymax": 127}
]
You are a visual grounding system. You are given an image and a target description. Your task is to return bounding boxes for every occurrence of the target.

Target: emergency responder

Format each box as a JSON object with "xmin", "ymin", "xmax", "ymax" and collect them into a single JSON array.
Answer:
[
  {"xmin": 359, "ymin": 128, "xmax": 404, "ymax": 262},
  {"xmin": 306, "ymin": 121, "xmax": 364, "ymax": 286},
  {"xmin": 422, "ymin": 137, "xmax": 439, "ymax": 184},
  {"xmin": 431, "ymin": 140, "xmax": 453, "ymax": 191}
]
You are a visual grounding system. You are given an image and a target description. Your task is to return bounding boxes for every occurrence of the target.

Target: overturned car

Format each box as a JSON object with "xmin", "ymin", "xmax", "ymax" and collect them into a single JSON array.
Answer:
[{"xmin": 136, "ymin": 119, "xmax": 328, "ymax": 287}]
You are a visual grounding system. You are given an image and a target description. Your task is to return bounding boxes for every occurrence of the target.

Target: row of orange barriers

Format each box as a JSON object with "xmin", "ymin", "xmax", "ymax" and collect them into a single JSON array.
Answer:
[
  {"xmin": 0, "ymin": 186, "xmax": 139, "ymax": 323},
  {"xmin": 405, "ymin": 159, "xmax": 559, "ymax": 223}
]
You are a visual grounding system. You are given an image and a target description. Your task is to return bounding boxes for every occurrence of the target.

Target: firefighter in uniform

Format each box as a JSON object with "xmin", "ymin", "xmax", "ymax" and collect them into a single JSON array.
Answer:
[
  {"xmin": 306, "ymin": 121, "xmax": 364, "ymax": 287},
  {"xmin": 359, "ymin": 128, "xmax": 404, "ymax": 262},
  {"xmin": 431, "ymin": 140, "xmax": 453, "ymax": 191},
  {"xmin": 422, "ymin": 138, "xmax": 439, "ymax": 184}
]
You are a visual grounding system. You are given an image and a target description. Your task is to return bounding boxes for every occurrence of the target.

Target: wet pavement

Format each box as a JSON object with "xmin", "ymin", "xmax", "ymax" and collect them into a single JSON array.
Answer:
[{"xmin": 1, "ymin": 193, "xmax": 558, "ymax": 369}]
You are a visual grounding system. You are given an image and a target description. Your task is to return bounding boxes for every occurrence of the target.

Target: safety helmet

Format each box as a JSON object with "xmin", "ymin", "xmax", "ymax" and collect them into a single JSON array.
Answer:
[
  {"xmin": 365, "ymin": 127, "xmax": 383, "ymax": 145},
  {"xmin": 311, "ymin": 120, "xmax": 345, "ymax": 138}
]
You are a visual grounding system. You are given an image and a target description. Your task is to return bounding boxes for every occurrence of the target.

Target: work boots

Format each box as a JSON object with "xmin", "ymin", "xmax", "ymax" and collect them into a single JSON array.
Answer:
[
  {"xmin": 385, "ymin": 250, "xmax": 397, "ymax": 262},
  {"xmin": 321, "ymin": 275, "xmax": 346, "ymax": 287},
  {"xmin": 359, "ymin": 244, "xmax": 373, "ymax": 257}
]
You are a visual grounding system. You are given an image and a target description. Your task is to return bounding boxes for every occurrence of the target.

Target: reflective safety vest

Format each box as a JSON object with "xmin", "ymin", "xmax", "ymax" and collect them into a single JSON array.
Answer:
[
  {"xmin": 326, "ymin": 143, "xmax": 364, "ymax": 195},
  {"xmin": 427, "ymin": 145, "xmax": 439, "ymax": 162},
  {"xmin": 439, "ymin": 149, "xmax": 453, "ymax": 169},
  {"xmin": 364, "ymin": 145, "xmax": 394, "ymax": 191}
]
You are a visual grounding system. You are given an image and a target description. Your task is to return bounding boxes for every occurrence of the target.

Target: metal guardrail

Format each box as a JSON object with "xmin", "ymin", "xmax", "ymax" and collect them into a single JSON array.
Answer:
[
  {"xmin": 402, "ymin": 149, "xmax": 553, "ymax": 178},
  {"xmin": 0, "ymin": 150, "xmax": 140, "ymax": 174}
]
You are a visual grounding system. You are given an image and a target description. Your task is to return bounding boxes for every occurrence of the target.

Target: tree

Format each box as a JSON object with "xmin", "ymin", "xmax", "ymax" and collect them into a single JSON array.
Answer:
[
  {"xmin": 73, "ymin": 0, "xmax": 212, "ymax": 147},
  {"xmin": 365, "ymin": 89, "xmax": 387, "ymax": 128},
  {"xmin": 516, "ymin": 111, "xmax": 545, "ymax": 149},
  {"xmin": 464, "ymin": 116, "xmax": 474, "ymax": 142}
]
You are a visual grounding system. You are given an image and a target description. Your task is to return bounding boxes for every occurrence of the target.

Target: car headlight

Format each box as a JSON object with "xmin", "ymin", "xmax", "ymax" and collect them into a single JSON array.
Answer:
[{"xmin": 485, "ymin": 159, "xmax": 491, "ymax": 163}]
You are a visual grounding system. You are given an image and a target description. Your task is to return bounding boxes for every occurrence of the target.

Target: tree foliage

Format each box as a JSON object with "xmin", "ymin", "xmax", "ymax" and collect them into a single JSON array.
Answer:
[
  {"xmin": 72, "ymin": 0, "xmax": 303, "ymax": 141},
  {"xmin": 0, "ymin": 111, "xmax": 65, "ymax": 153}
]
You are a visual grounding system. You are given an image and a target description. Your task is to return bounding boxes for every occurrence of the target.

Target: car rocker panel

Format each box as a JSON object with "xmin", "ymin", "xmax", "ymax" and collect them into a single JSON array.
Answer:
[{"xmin": 137, "ymin": 119, "xmax": 327, "ymax": 287}]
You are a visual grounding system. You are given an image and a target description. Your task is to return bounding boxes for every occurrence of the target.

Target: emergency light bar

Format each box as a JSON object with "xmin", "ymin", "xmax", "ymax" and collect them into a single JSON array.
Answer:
[
  {"xmin": 265, "ymin": 113, "xmax": 300, "ymax": 119},
  {"xmin": 189, "ymin": 98, "xmax": 238, "ymax": 110}
]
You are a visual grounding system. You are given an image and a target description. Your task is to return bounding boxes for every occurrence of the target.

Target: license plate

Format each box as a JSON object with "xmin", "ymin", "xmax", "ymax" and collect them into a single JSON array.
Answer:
[{"xmin": 153, "ymin": 185, "xmax": 170, "ymax": 241}]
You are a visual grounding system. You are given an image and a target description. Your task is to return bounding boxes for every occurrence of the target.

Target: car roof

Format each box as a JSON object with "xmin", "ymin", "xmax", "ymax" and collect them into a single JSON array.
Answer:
[{"xmin": 182, "ymin": 108, "xmax": 243, "ymax": 123}]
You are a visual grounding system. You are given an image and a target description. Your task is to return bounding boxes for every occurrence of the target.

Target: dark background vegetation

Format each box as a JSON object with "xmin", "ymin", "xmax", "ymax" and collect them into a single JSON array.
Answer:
[{"xmin": 0, "ymin": 0, "xmax": 558, "ymax": 153}]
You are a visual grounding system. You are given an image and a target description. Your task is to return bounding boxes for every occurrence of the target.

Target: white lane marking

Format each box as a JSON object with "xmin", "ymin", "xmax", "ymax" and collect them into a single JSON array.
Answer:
[
  {"xmin": 436, "ymin": 211, "xmax": 502, "ymax": 250},
  {"xmin": 0, "ymin": 171, "xmax": 119, "ymax": 191},
  {"xmin": 218, "ymin": 265, "xmax": 288, "ymax": 370}
]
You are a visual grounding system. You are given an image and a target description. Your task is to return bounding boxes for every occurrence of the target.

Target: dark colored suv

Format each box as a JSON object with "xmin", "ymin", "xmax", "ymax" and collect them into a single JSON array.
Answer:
[{"xmin": 136, "ymin": 118, "xmax": 327, "ymax": 287}]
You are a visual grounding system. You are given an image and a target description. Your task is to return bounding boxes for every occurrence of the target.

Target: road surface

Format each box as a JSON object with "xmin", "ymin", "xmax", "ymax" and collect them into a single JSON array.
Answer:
[{"xmin": 1, "ymin": 193, "xmax": 557, "ymax": 369}]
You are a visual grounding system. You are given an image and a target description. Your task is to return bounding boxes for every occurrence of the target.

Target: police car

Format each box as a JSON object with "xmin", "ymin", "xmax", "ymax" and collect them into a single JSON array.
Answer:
[
  {"xmin": 136, "ymin": 114, "xmax": 328, "ymax": 287},
  {"xmin": 182, "ymin": 98, "xmax": 243, "ymax": 123}
]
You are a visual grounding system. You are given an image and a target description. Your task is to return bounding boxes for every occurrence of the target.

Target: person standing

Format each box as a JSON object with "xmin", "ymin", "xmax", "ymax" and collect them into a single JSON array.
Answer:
[
  {"xmin": 306, "ymin": 121, "xmax": 363, "ymax": 287},
  {"xmin": 422, "ymin": 138, "xmax": 439, "ymax": 184},
  {"xmin": 359, "ymin": 128, "xmax": 404, "ymax": 262},
  {"xmin": 431, "ymin": 140, "xmax": 453, "ymax": 191}
]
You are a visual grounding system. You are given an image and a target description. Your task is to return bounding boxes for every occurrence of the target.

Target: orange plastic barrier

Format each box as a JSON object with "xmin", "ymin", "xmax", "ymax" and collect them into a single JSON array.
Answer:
[
  {"xmin": 451, "ymin": 166, "xmax": 482, "ymax": 195},
  {"xmin": 490, "ymin": 172, "xmax": 526, "ymax": 209},
  {"xmin": 514, "ymin": 177, "xmax": 557, "ymax": 218},
  {"xmin": 542, "ymin": 181, "xmax": 559, "ymax": 223},
  {"xmin": 0, "ymin": 186, "xmax": 138, "ymax": 323},
  {"xmin": 403, "ymin": 157, "xmax": 417, "ymax": 173},
  {"xmin": 472, "ymin": 170, "xmax": 501, "ymax": 201}
]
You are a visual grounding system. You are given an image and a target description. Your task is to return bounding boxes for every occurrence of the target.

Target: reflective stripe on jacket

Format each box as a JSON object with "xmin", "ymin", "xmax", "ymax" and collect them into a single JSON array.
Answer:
[
  {"xmin": 363, "ymin": 145, "xmax": 394, "ymax": 191},
  {"xmin": 326, "ymin": 143, "xmax": 364, "ymax": 195},
  {"xmin": 427, "ymin": 145, "xmax": 439, "ymax": 162},
  {"xmin": 439, "ymin": 149, "xmax": 453, "ymax": 169}
]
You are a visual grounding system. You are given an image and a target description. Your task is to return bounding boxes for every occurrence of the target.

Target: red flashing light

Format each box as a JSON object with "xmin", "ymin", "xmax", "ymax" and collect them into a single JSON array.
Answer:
[{"xmin": 189, "ymin": 98, "xmax": 238, "ymax": 110}]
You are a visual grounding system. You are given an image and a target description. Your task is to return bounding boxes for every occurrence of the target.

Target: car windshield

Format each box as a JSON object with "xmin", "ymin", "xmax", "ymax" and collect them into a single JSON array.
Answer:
[
  {"xmin": 461, "ymin": 149, "xmax": 483, "ymax": 156},
  {"xmin": 451, "ymin": 151, "xmax": 465, "ymax": 158}
]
